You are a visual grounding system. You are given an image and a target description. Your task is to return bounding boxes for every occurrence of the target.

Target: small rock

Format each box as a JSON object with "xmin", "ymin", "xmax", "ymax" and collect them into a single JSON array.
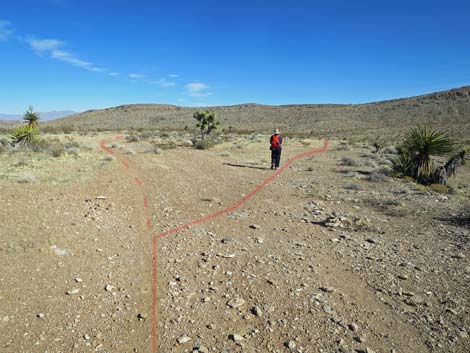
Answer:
[
  {"xmin": 285, "ymin": 340, "xmax": 296, "ymax": 350},
  {"xmin": 366, "ymin": 238, "xmax": 378, "ymax": 244},
  {"xmin": 322, "ymin": 304, "xmax": 334, "ymax": 314},
  {"xmin": 177, "ymin": 336, "xmax": 191, "ymax": 344},
  {"xmin": 105, "ymin": 284, "xmax": 114, "ymax": 292},
  {"xmin": 227, "ymin": 298, "xmax": 245, "ymax": 308},
  {"xmin": 348, "ymin": 323, "xmax": 359, "ymax": 332},
  {"xmin": 137, "ymin": 313, "xmax": 147, "ymax": 321},
  {"xmin": 37, "ymin": 313, "xmax": 45, "ymax": 319},
  {"xmin": 96, "ymin": 196, "xmax": 107, "ymax": 200},
  {"xmin": 252, "ymin": 306, "xmax": 263, "ymax": 317},
  {"xmin": 66, "ymin": 288, "xmax": 80, "ymax": 295},
  {"xmin": 320, "ymin": 286, "xmax": 335, "ymax": 293},
  {"xmin": 83, "ymin": 334, "xmax": 90, "ymax": 341},
  {"xmin": 229, "ymin": 334, "xmax": 243, "ymax": 342},
  {"xmin": 249, "ymin": 224, "xmax": 260, "ymax": 229},
  {"xmin": 74, "ymin": 277, "xmax": 83, "ymax": 283}
]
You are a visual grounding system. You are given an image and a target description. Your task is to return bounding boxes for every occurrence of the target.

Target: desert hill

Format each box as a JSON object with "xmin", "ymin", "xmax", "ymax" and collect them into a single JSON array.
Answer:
[{"xmin": 47, "ymin": 86, "xmax": 470, "ymax": 141}]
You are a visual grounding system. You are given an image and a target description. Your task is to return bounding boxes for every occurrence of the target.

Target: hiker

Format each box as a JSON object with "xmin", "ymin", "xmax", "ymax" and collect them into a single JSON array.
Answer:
[{"xmin": 270, "ymin": 128, "xmax": 283, "ymax": 170}]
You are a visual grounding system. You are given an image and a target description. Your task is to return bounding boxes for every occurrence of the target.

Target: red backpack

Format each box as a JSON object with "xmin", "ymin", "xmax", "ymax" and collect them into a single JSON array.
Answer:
[{"xmin": 271, "ymin": 134, "xmax": 281, "ymax": 149}]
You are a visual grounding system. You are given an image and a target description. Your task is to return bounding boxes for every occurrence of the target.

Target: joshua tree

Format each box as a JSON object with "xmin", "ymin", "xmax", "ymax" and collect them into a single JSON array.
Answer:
[
  {"xmin": 23, "ymin": 106, "xmax": 40, "ymax": 127},
  {"xmin": 193, "ymin": 111, "xmax": 219, "ymax": 140},
  {"xmin": 402, "ymin": 126, "xmax": 454, "ymax": 184}
]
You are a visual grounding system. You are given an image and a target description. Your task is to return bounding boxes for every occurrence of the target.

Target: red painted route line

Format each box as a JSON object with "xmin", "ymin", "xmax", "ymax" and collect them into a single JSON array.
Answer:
[
  {"xmin": 100, "ymin": 136, "xmax": 328, "ymax": 353},
  {"xmin": 153, "ymin": 138, "xmax": 328, "ymax": 239}
]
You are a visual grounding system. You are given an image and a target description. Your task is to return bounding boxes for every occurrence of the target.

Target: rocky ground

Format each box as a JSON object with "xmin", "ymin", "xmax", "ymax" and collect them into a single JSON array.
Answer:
[{"xmin": 0, "ymin": 132, "xmax": 468, "ymax": 353}]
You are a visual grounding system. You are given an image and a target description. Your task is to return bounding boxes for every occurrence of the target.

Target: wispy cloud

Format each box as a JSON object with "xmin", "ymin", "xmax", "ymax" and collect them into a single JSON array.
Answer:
[
  {"xmin": 150, "ymin": 78, "xmax": 176, "ymax": 87},
  {"xmin": 0, "ymin": 20, "xmax": 13, "ymax": 41},
  {"xmin": 26, "ymin": 37, "xmax": 107, "ymax": 73},
  {"xmin": 27, "ymin": 38, "xmax": 63, "ymax": 52},
  {"xmin": 186, "ymin": 82, "xmax": 211, "ymax": 97},
  {"xmin": 129, "ymin": 73, "xmax": 146, "ymax": 79},
  {"xmin": 108, "ymin": 72, "xmax": 120, "ymax": 76},
  {"xmin": 168, "ymin": 74, "xmax": 179, "ymax": 78}
]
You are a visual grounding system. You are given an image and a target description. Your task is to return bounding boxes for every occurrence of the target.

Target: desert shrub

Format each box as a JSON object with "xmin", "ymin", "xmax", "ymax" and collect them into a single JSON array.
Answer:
[
  {"xmin": 144, "ymin": 145, "xmax": 162, "ymax": 154},
  {"xmin": 339, "ymin": 157, "xmax": 362, "ymax": 166},
  {"xmin": 384, "ymin": 146, "xmax": 399, "ymax": 155},
  {"xmin": 0, "ymin": 144, "xmax": 5, "ymax": 154},
  {"xmin": 48, "ymin": 143, "xmax": 66, "ymax": 157},
  {"xmin": 367, "ymin": 170, "xmax": 389, "ymax": 182},
  {"xmin": 102, "ymin": 155, "xmax": 116, "ymax": 162},
  {"xmin": 64, "ymin": 141, "xmax": 79, "ymax": 149},
  {"xmin": 126, "ymin": 134, "xmax": 139, "ymax": 142},
  {"xmin": 17, "ymin": 172, "xmax": 37, "ymax": 183},
  {"xmin": 61, "ymin": 125, "xmax": 74, "ymax": 134},
  {"xmin": 11, "ymin": 125, "xmax": 40, "ymax": 146},
  {"xmin": 66, "ymin": 147, "xmax": 79, "ymax": 156},
  {"xmin": 0, "ymin": 137, "xmax": 10, "ymax": 147},
  {"xmin": 446, "ymin": 205, "xmax": 470, "ymax": 228},
  {"xmin": 429, "ymin": 183, "xmax": 449, "ymax": 194},
  {"xmin": 13, "ymin": 158, "xmax": 29, "ymax": 167},
  {"xmin": 194, "ymin": 139, "xmax": 215, "ymax": 150},
  {"xmin": 220, "ymin": 151, "xmax": 231, "ymax": 157},
  {"xmin": 344, "ymin": 183, "xmax": 364, "ymax": 191}
]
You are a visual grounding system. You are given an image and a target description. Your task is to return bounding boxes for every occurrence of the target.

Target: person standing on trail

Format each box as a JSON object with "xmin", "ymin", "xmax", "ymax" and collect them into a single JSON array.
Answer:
[{"xmin": 270, "ymin": 128, "xmax": 283, "ymax": 170}]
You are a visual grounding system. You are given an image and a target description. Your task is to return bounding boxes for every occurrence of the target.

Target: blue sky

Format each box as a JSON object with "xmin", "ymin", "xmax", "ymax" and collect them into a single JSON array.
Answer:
[{"xmin": 1, "ymin": 0, "xmax": 469, "ymax": 113}]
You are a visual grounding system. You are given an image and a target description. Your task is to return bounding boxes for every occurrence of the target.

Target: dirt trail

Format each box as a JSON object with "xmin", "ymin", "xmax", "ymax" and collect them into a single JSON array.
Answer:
[{"xmin": 1, "ymin": 136, "xmax": 468, "ymax": 353}]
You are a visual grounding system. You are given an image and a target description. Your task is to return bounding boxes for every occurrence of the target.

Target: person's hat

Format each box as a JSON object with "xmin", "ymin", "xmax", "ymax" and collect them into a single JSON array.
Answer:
[{"xmin": 273, "ymin": 128, "xmax": 280, "ymax": 134}]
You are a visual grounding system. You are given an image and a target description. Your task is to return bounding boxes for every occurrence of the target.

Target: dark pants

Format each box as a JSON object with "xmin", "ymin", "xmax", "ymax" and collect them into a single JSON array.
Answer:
[{"xmin": 271, "ymin": 148, "xmax": 282, "ymax": 168}]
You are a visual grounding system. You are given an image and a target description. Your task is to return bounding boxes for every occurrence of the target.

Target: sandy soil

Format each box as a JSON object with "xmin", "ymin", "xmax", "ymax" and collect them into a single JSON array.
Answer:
[{"xmin": 0, "ymin": 132, "xmax": 468, "ymax": 353}]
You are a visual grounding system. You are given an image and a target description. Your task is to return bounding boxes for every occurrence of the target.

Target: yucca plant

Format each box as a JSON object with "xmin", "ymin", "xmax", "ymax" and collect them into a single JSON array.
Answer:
[
  {"xmin": 403, "ymin": 126, "xmax": 454, "ymax": 184},
  {"xmin": 23, "ymin": 106, "xmax": 40, "ymax": 127},
  {"xmin": 11, "ymin": 125, "xmax": 40, "ymax": 146},
  {"xmin": 391, "ymin": 150, "xmax": 414, "ymax": 178}
]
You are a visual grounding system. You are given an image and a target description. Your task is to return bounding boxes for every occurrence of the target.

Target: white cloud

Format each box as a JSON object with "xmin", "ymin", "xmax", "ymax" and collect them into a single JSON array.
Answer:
[
  {"xmin": 26, "ymin": 37, "xmax": 107, "ymax": 73},
  {"xmin": 108, "ymin": 72, "xmax": 120, "ymax": 76},
  {"xmin": 150, "ymin": 78, "xmax": 176, "ymax": 87},
  {"xmin": 129, "ymin": 73, "xmax": 146, "ymax": 79},
  {"xmin": 27, "ymin": 38, "xmax": 63, "ymax": 52},
  {"xmin": 0, "ymin": 20, "xmax": 13, "ymax": 41},
  {"xmin": 185, "ymin": 82, "xmax": 211, "ymax": 97},
  {"xmin": 168, "ymin": 74, "xmax": 179, "ymax": 78}
]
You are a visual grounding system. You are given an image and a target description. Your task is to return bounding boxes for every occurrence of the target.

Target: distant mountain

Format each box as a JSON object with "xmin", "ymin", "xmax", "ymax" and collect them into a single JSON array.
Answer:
[
  {"xmin": 0, "ymin": 113, "xmax": 21, "ymax": 121},
  {"xmin": 0, "ymin": 111, "xmax": 77, "ymax": 122},
  {"xmin": 46, "ymin": 86, "xmax": 470, "ymax": 142}
]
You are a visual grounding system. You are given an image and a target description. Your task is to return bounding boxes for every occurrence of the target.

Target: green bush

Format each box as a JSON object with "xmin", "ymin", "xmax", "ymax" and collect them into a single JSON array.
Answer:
[
  {"xmin": 48, "ymin": 143, "xmax": 66, "ymax": 157},
  {"xmin": 194, "ymin": 139, "xmax": 214, "ymax": 150},
  {"xmin": 11, "ymin": 125, "xmax": 40, "ymax": 146}
]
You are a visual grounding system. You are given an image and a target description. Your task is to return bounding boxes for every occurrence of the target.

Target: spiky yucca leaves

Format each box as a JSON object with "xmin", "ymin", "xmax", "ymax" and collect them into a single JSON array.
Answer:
[
  {"xmin": 11, "ymin": 125, "xmax": 40, "ymax": 146},
  {"xmin": 391, "ymin": 151, "xmax": 414, "ymax": 178},
  {"xmin": 403, "ymin": 126, "xmax": 454, "ymax": 184},
  {"xmin": 23, "ymin": 106, "xmax": 40, "ymax": 127},
  {"xmin": 193, "ymin": 111, "xmax": 220, "ymax": 140}
]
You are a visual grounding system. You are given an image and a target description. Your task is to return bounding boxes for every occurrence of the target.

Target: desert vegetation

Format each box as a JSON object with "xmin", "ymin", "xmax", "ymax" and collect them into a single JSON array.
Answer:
[{"xmin": 391, "ymin": 126, "xmax": 466, "ymax": 186}]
